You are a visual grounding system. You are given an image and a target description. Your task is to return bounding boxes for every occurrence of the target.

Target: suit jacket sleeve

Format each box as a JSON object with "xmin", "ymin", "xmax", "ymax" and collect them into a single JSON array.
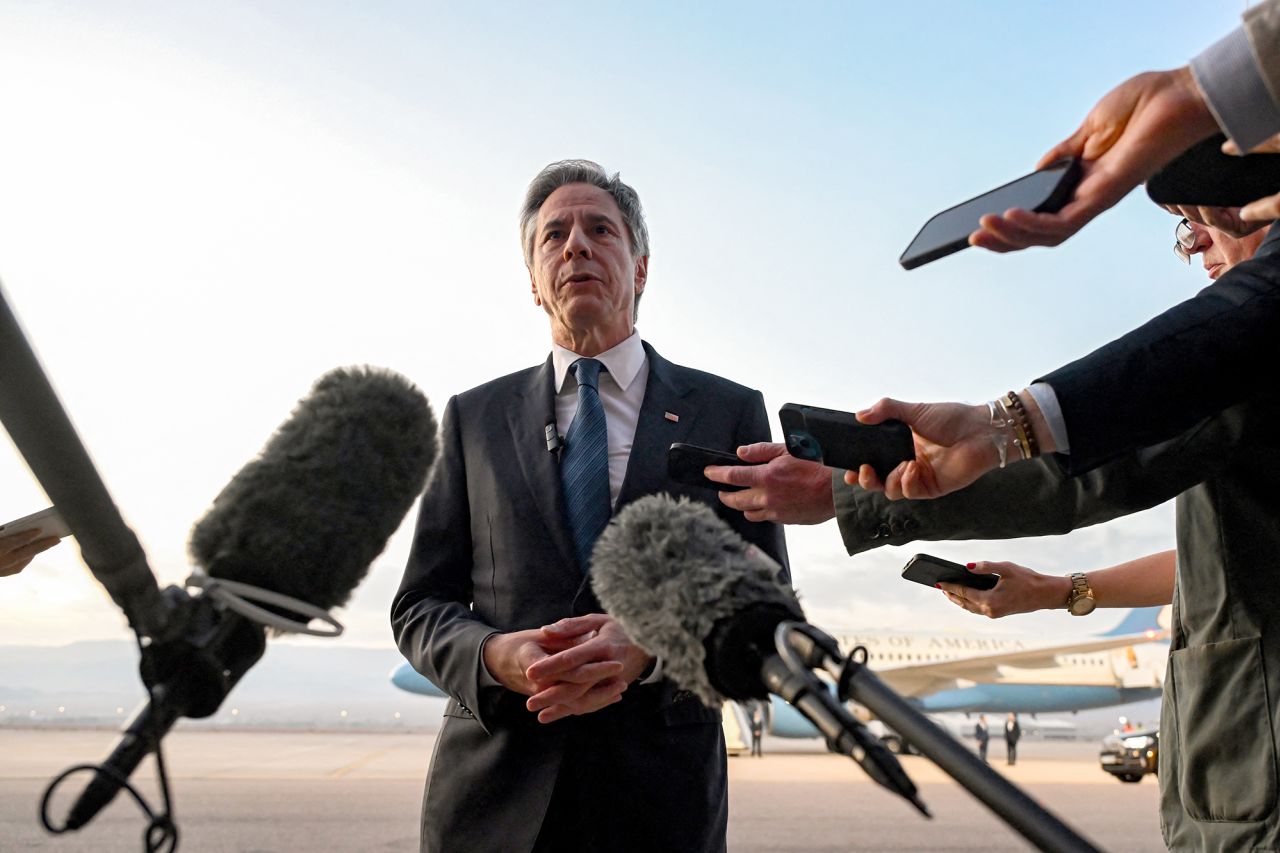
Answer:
[
  {"xmin": 1245, "ymin": 0, "xmax": 1280, "ymax": 104},
  {"xmin": 1037, "ymin": 230, "xmax": 1280, "ymax": 475},
  {"xmin": 833, "ymin": 397, "xmax": 1270, "ymax": 555},
  {"xmin": 391, "ymin": 395, "xmax": 496, "ymax": 726}
]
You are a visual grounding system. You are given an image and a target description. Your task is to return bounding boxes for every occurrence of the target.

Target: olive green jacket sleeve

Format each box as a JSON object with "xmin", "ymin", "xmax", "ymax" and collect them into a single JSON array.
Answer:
[{"xmin": 833, "ymin": 399, "xmax": 1268, "ymax": 555}]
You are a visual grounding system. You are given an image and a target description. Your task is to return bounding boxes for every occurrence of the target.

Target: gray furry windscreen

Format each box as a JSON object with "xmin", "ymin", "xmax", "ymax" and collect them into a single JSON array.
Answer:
[
  {"xmin": 188, "ymin": 366, "xmax": 437, "ymax": 611},
  {"xmin": 591, "ymin": 494, "xmax": 801, "ymax": 706}
]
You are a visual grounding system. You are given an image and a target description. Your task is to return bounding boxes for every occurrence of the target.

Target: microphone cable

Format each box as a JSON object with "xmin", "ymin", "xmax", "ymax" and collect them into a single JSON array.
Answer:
[
  {"xmin": 37, "ymin": 577, "xmax": 348, "ymax": 851},
  {"xmin": 39, "ymin": 632, "xmax": 180, "ymax": 853}
]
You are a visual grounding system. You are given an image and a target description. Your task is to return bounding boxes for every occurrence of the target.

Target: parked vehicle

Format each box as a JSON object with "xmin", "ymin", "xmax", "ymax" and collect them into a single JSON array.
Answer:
[{"xmin": 1099, "ymin": 729, "xmax": 1158, "ymax": 783}]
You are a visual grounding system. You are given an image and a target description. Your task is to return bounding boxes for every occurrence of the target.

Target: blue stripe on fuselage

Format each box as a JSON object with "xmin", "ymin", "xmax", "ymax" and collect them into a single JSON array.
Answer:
[{"xmin": 917, "ymin": 683, "xmax": 1160, "ymax": 714}]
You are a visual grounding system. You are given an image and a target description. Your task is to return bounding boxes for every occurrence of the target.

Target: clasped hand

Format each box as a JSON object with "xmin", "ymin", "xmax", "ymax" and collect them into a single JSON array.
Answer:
[{"xmin": 484, "ymin": 613, "xmax": 652, "ymax": 724}]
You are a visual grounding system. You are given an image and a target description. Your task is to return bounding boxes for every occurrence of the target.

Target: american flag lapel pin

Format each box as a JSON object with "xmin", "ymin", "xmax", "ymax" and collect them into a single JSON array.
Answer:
[{"xmin": 664, "ymin": 411, "xmax": 679, "ymax": 423}]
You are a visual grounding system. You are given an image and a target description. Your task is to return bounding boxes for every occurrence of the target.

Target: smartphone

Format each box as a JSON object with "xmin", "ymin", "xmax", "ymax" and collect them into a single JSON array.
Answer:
[
  {"xmin": 778, "ymin": 403, "xmax": 914, "ymax": 479},
  {"xmin": 901, "ymin": 553, "xmax": 998, "ymax": 590},
  {"xmin": 668, "ymin": 442, "xmax": 751, "ymax": 492},
  {"xmin": 1146, "ymin": 133, "xmax": 1280, "ymax": 208},
  {"xmin": 899, "ymin": 158, "xmax": 1082, "ymax": 270},
  {"xmin": 0, "ymin": 506, "xmax": 71, "ymax": 540}
]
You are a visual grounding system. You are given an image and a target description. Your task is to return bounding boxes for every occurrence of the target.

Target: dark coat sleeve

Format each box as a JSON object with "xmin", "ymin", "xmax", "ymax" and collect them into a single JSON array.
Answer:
[
  {"xmin": 390, "ymin": 395, "xmax": 497, "ymax": 725},
  {"xmin": 1039, "ymin": 227, "xmax": 1280, "ymax": 474}
]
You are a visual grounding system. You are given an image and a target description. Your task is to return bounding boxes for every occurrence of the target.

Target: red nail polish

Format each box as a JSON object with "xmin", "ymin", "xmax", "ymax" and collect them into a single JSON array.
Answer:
[
  {"xmin": 966, "ymin": 563, "xmax": 976, "ymax": 569},
  {"xmin": 934, "ymin": 583, "xmax": 941, "ymax": 589}
]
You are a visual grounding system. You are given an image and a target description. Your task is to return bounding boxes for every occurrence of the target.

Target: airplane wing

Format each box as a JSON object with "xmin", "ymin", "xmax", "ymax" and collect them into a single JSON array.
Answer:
[{"xmin": 866, "ymin": 630, "xmax": 1167, "ymax": 698}]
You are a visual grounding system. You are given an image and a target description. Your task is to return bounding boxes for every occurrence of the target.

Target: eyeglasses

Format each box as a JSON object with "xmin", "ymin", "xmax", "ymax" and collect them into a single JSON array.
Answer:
[{"xmin": 1174, "ymin": 218, "xmax": 1195, "ymax": 264}]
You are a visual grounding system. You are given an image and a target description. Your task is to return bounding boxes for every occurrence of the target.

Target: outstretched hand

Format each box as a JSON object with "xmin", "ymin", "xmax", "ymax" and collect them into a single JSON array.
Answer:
[
  {"xmin": 939, "ymin": 561, "xmax": 1066, "ymax": 619},
  {"xmin": 970, "ymin": 67, "xmax": 1218, "ymax": 253},
  {"xmin": 850, "ymin": 398, "xmax": 998, "ymax": 500},
  {"xmin": 0, "ymin": 529, "xmax": 59, "ymax": 577},
  {"xmin": 708, "ymin": 442, "xmax": 836, "ymax": 524}
]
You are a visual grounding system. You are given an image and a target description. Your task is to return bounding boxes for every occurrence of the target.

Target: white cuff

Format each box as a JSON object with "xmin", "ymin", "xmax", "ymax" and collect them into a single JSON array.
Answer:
[
  {"xmin": 1026, "ymin": 382, "xmax": 1070, "ymax": 454},
  {"xmin": 638, "ymin": 657, "xmax": 664, "ymax": 685}
]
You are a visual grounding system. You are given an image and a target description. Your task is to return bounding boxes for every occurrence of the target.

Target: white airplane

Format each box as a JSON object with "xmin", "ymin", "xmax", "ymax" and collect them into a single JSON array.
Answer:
[
  {"xmin": 755, "ymin": 605, "xmax": 1168, "ymax": 742},
  {"xmin": 391, "ymin": 606, "xmax": 1168, "ymax": 746}
]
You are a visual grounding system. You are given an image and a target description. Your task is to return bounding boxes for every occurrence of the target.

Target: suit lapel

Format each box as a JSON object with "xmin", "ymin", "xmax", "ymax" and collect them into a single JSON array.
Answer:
[
  {"xmin": 616, "ymin": 342, "xmax": 698, "ymax": 508},
  {"xmin": 506, "ymin": 355, "xmax": 579, "ymax": 576}
]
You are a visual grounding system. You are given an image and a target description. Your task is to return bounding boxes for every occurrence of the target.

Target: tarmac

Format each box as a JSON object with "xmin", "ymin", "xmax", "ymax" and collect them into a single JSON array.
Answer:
[{"xmin": 0, "ymin": 728, "xmax": 1163, "ymax": 852}]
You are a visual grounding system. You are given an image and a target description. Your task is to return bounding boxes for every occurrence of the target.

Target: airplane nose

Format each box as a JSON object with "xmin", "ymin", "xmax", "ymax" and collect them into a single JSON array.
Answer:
[{"xmin": 390, "ymin": 661, "xmax": 448, "ymax": 697}]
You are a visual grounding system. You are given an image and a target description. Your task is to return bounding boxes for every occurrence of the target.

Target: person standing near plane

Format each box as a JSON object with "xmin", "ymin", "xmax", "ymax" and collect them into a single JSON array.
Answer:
[
  {"xmin": 974, "ymin": 715, "xmax": 990, "ymax": 763},
  {"xmin": 391, "ymin": 160, "xmax": 787, "ymax": 853},
  {"xmin": 1004, "ymin": 713, "xmax": 1021, "ymax": 766},
  {"xmin": 750, "ymin": 701, "xmax": 765, "ymax": 758}
]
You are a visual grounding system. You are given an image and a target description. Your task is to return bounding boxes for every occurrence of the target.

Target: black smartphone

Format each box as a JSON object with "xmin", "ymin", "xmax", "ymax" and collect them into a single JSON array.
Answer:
[
  {"xmin": 778, "ymin": 403, "xmax": 914, "ymax": 479},
  {"xmin": 901, "ymin": 553, "xmax": 999, "ymax": 590},
  {"xmin": 1146, "ymin": 133, "xmax": 1280, "ymax": 208},
  {"xmin": 668, "ymin": 442, "xmax": 751, "ymax": 492},
  {"xmin": 899, "ymin": 158, "xmax": 1082, "ymax": 270}
]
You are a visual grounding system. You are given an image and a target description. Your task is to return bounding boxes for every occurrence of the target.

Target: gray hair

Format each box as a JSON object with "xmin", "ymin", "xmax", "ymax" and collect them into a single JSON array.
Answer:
[{"xmin": 519, "ymin": 159, "xmax": 650, "ymax": 319}]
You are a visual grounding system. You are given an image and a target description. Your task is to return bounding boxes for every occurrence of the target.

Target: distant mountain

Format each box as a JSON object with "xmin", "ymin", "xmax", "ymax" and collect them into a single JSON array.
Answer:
[
  {"xmin": 0, "ymin": 641, "xmax": 1159, "ymax": 737},
  {"xmin": 0, "ymin": 640, "xmax": 445, "ymax": 727}
]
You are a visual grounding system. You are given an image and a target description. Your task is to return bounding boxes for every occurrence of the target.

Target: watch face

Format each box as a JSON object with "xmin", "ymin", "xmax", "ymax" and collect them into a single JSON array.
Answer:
[{"xmin": 1070, "ymin": 596, "xmax": 1096, "ymax": 616}]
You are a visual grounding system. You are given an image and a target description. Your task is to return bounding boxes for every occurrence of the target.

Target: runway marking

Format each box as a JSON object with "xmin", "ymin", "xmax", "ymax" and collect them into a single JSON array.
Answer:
[{"xmin": 328, "ymin": 747, "xmax": 392, "ymax": 779}]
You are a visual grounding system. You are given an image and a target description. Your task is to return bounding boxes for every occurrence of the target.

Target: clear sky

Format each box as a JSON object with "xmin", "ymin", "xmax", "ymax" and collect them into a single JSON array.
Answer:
[{"xmin": 0, "ymin": 1, "xmax": 1244, "ymax": 648}]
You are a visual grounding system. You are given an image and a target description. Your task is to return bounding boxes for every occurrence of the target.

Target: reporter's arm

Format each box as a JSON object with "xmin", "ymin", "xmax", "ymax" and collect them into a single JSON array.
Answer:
[
  {"xmin": 709, "ymin": 442, "xmax": 836, "ymax": 525},
  {"xmin": 940, "ymin": 551, "xmax": 1174, "ymax": 620},
  {"xmin": 834, "ymin": 396, "xmax": 1270, "ymax": 556},
  {"xmin": 1192, "ymin": 8, "xmax": 1280, "ymax": 153},
  {"xmin": 1040, "ymin": 234, "xmax": 1280, "ymax": 474},
  {"xmin": 850, "ymin": 390, "xmax": 1057, "ymax": 501}
]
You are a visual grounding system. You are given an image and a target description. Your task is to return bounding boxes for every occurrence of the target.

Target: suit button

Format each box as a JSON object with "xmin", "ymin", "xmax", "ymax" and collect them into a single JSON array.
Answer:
[
  {"xmin": 876, "ymin": 523, "xmax": 892, "ymax": 539},
  {"xmin": 904, "ymin": 518, "xmax": 919, "ymax": 531},
  {"xmin": 889, "ymin": 521, "xmax": 903, "ymax": 536}
]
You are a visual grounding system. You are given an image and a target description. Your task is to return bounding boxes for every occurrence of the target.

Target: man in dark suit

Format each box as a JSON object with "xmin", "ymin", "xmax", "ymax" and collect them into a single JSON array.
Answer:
[
  {"xmin": 1004, "ymin": 713, "xmax": 1021, "ymax": 766},
  {"xmin": 391, "ymin": 159, "xmax": 788, "ymax": 853}
]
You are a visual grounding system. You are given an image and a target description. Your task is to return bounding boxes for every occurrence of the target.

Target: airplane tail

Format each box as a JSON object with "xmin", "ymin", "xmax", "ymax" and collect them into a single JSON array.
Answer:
[{"xmin": 1101, "ymin": 605, "xmax": 1169, "ymax": 637}]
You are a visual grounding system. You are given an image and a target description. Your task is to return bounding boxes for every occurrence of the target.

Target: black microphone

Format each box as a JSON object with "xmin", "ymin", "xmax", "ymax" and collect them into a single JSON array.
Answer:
[
  {"xmin": 591, "ymin": 494, "xmax": 926, "ymax": 814},
  {"xmin": 64, "ymin": 367, "xmax": 437, "ymax": 830},
  {"xmin": 545, "ymin": 421, "xmax": 563, "ymax": 453}
]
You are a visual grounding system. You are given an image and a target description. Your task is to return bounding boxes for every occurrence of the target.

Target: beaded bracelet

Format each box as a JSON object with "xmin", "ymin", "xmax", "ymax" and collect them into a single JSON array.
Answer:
[{"xmin": 1002, "ymin": 390, "xmax": 1040, "ymax": 459}]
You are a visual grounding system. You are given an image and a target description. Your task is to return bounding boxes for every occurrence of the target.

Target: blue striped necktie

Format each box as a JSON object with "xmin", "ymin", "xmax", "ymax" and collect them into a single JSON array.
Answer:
[{"xmin": 561, "ymin": 358, "xmax": 611, "ymax": 571}]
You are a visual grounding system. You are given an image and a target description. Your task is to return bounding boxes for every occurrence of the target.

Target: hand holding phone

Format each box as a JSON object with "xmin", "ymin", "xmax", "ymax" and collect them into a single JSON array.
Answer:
[
  {"xmin": 0, "ymin": 507, "xmax": 71, "ymax": 540},
  {"xmin": 901, "ymin": 553, "xmax": 998, "ymax": 591},
  {"xmin": 779, "ymin": 403, "xmax": 914, "ymax": 479},
  {"xmin": 0, "ymin": 508, "xmax": 67, "ymax": 577},
  {"xmin": 668, "ymin": 443, "xmax": 752, "ymax": 492},
  {"xmin": 900, "ymin": 158, "xmax": 1081, "ymax": 270}
]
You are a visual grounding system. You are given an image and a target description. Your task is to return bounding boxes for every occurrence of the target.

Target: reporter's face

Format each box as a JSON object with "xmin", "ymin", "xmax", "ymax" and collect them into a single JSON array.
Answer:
[{"xmin": 1184, "ymin": 221, "xmax": 1268, "ymax": 279}]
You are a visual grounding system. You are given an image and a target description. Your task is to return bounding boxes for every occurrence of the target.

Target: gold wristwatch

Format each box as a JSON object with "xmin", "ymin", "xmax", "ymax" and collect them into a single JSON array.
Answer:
[{"xmin": 1066, "ymin": 572, "xmax": 1096, "ymax": 616}]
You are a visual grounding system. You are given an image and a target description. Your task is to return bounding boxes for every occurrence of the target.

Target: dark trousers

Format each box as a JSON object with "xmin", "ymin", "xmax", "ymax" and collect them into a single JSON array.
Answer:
[{"xmin": 1006, "ymin": 741, "xmax": 1017, "ymax": 765}]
